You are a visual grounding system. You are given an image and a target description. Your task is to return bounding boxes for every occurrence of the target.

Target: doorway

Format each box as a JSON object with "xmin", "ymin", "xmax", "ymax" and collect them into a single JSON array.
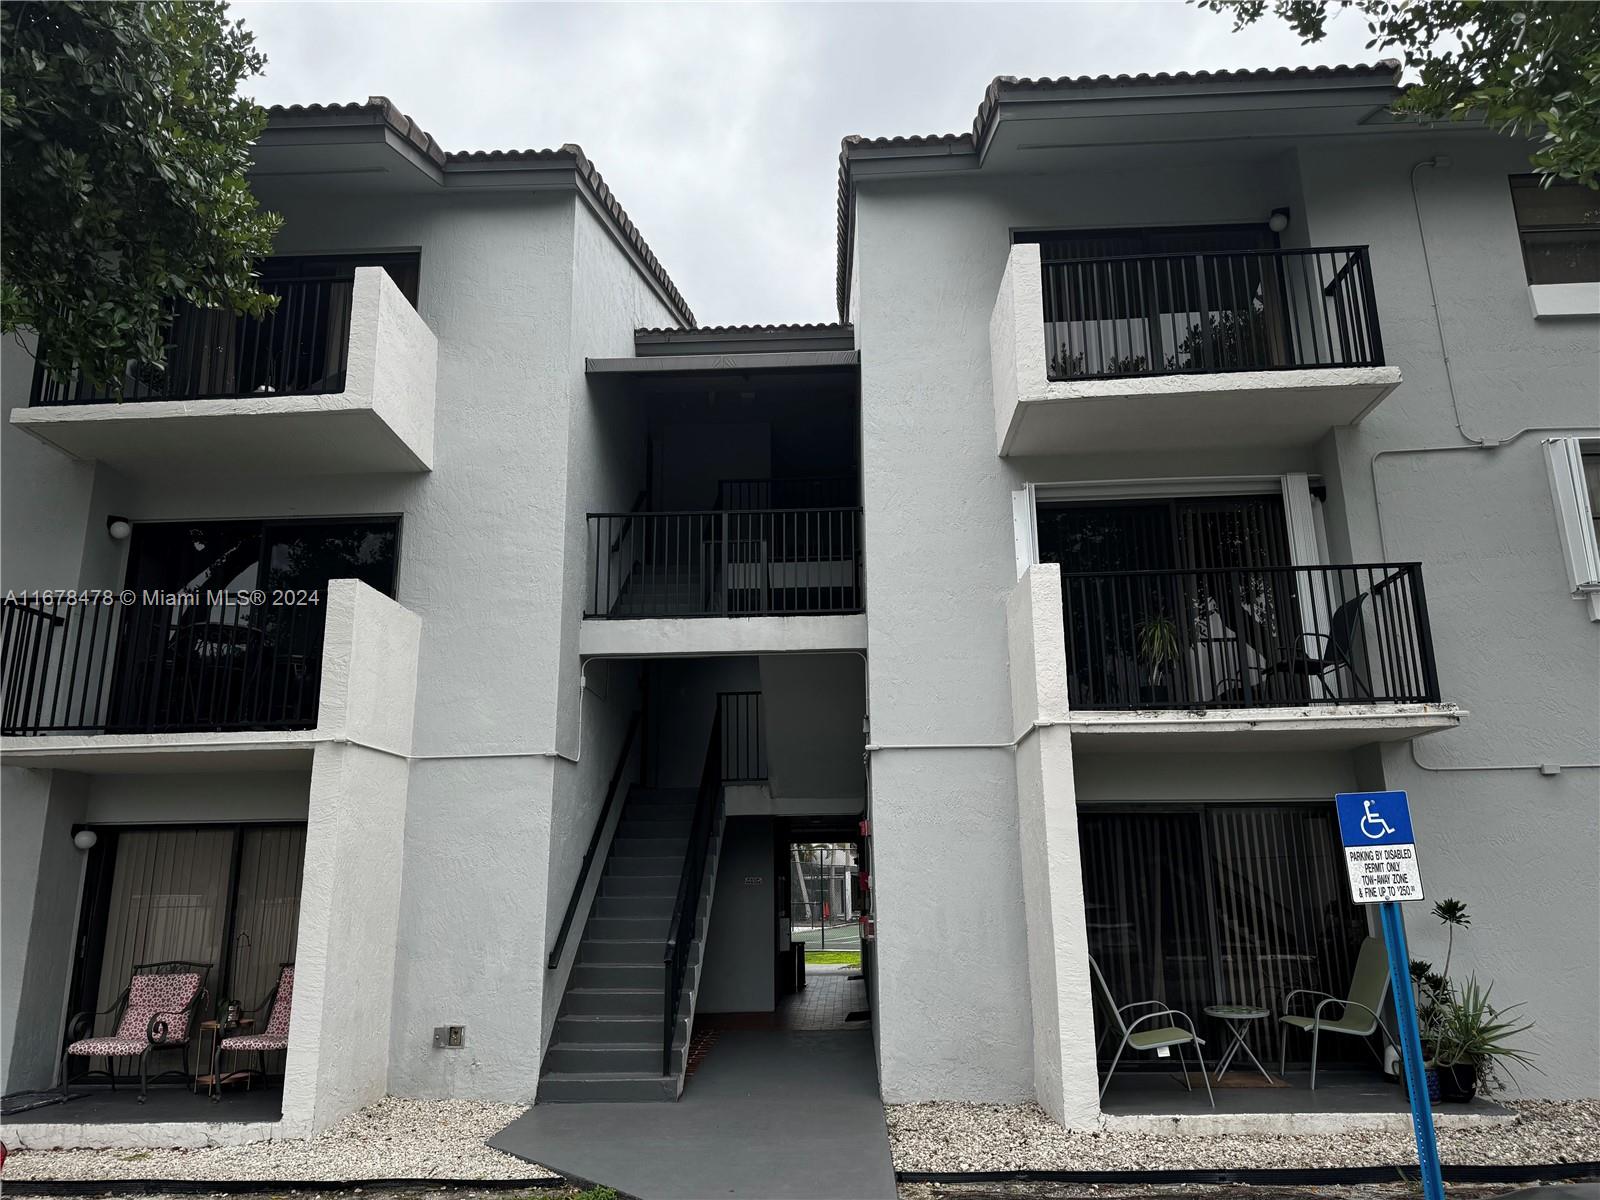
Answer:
[
  {"xmin": 777, "ymin": 827, "xmax": 868, "ymax": 1032},
  {"xmin": 70, "ymin": 823, "xmax": 307, "ymax": 1084}
]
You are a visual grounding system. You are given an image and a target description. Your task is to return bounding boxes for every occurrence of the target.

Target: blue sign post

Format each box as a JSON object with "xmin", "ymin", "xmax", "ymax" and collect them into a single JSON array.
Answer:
[{"xmin": 1335, "ymin": 790, "xmax": 1443, "ymax": 1200}]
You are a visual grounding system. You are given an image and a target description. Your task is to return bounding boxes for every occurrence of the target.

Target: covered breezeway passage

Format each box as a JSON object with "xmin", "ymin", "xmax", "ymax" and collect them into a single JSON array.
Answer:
[
  {"xmin": 518, "ymin": 650, "xmax": 892, "ymax": 1197},
  {"xmin": 491, "ymin": 1027, "xmax": 894, "ymax": 1200}
]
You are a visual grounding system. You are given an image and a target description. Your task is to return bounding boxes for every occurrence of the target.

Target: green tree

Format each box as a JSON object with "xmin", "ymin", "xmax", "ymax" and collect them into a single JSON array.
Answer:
[
  {"xmin": 1, "ymin": 0, "xmax": 282, "ymax": 390},
  {"xmin": 1194, "ymin": 1, "xmax": 1600, "ymax": 188}
]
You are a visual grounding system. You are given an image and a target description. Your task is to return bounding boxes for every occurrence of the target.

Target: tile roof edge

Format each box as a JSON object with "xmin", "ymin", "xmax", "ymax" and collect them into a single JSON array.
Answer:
[
  {"xmin": 263, "ymin": 99, "xmax": 693, "ymax": 327},
  {"xmin": 833, "ymin": 60, "xmax": 1405, "ymax": 319}
]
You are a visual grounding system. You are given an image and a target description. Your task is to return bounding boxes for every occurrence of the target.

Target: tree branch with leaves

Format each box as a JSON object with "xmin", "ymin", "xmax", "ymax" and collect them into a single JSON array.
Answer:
[
  {"xmin": 1194, "ymin": 0, "xmax": 1600, "ymax": 189},
  {"xmin": 1, "ymin": 0, "xmax": 282, "ymax": 391}
]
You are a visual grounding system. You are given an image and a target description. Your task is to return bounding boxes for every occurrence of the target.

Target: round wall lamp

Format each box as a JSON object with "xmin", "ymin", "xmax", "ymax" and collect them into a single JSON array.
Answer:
[
  {"xmin": 72, "ymin": 829, "xmax": 98, "ymax": 851},
  {"xmin": 1268, "ymin": 208, "xmax": 1292, "ymax": 234},
  {"xmin": 106, "ymin": 516, "xmax": 132, "ymax": 541}
]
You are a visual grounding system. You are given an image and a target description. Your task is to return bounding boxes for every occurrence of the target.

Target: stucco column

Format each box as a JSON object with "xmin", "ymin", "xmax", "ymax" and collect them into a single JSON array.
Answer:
[
  {"xmin": 1006, "ymin": 564, "xmax": 1100, "ymax": 1126},
  {"xmin": 279, "ymin": 581, "xmax": 421, "ymax": 1134},
  {"xmin": 1, "ymin": 767, "xmax": 87, "ymax": 1094}
]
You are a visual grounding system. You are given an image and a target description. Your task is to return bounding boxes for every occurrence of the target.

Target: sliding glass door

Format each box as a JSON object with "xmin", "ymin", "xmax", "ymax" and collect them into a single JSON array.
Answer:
[
  {"xmin": 1040, "ymin": 496, "xmax": 1312, "ymax": 709},
  {"xmin": 72, "ymin": 824, "xmax": 307, "ymax": 1075},
  {"xmin": 1080, "ymin": 804, "xmax": 1369, "ymax": 1067}
]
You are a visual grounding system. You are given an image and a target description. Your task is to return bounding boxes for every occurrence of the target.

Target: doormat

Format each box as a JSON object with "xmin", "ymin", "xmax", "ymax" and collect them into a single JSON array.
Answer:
[
  {"xmin": 1173, "ymin": 1071, "xmax": 1289, "ymax": 1088},
  {"xmin": 845, "ymin": 1010, "xmax": 871, "ymax": 1022}
]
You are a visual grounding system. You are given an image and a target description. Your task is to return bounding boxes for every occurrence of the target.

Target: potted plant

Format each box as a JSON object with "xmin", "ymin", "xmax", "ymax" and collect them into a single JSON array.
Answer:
[
  {"xmin": 1135, "ymin": 612, "xmax": 1182, "ymax": 704},
  {"xmin": 1408, "ymin": 898, "xmax": 1535, "ymax": 1102},
  {"xmin": 1430, "ymin": 976, "xmax": 1535, "ymax": 1101}
]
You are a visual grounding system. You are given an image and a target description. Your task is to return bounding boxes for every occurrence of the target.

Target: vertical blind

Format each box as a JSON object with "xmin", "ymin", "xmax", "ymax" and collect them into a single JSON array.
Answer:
[
  {"xmin": 86, "ymin": 825, "xmax": 307, "ymax": 1056},
  {"xmin": 1080, "ymin": 805, "xmax": 1367, "ymax": 1066}
]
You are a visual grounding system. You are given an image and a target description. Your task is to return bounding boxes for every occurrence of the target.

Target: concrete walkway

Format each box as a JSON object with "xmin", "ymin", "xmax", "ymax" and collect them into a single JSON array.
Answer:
[{"xmin": 489, "ymin": 1028, "xmax": 895, "ymax": 1200}]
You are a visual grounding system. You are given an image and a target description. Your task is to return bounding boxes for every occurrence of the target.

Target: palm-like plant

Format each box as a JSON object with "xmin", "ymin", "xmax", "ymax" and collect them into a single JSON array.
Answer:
[{"xmin": 1430, "ymin": 976, "xmax": 1535, "ymax": 1093}]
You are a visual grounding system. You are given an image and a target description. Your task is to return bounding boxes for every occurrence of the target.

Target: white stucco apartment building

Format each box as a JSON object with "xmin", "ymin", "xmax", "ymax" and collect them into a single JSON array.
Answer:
[{"xmin": 2, "ymin": 62, "xmax": 1597, "ymax": 1144}]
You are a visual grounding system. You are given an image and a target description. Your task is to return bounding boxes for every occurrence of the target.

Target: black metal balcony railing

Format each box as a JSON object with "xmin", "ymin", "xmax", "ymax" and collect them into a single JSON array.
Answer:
[
  {"xmin": 1041, "ymin": 246, "xmax": 1383, "ymax": 382},
  {"xmin": 30, "ymin": 276, "xmax": 355, "ymax": 406},
  {"xmin": 586, "ymin": 509, "xmax": 863, "ymax": 619},
  {"xmin": 1, "ymin": 593, "xmax": 324, "ymax": 735},
  {"xmin": 717, "ymin": 690, "xmax": 768, "ymax": 782},
  {"xmin": 716, "ymin": 477, "xmax": 859, "ymax": 511},
  {"xmin": 1058, "ymin": 563, "xmax": 1438, "ymax": 711}
]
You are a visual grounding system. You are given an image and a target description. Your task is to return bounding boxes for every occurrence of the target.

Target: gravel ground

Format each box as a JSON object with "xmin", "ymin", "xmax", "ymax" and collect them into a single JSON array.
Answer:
[
  {"xmin": 1, "ymin": 1098, "xmax": 545, "ymax": 1182},
  {"xmin": 888, "ymin": 1099, "xmax": 1600, "ymax": 1173}
]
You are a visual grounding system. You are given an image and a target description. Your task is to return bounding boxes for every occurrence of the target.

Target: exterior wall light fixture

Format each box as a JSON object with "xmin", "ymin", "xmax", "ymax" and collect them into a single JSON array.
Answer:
[
  {"xmin": 106, "ymin": 516, "xmax": 132, "ymax": 540},
  {"xmin": 72, "ymin": 829, "xmax": 98, "ymax": 851},
  {"xmin": 1268, "ymin": 208, "xmax": 1292, "ymax": 234}
]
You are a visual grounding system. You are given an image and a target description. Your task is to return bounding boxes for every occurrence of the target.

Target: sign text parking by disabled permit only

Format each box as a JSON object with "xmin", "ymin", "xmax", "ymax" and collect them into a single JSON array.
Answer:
[{"xmin": 1335, "ymin": 790, "xmax": 1424, "ymax": 904}]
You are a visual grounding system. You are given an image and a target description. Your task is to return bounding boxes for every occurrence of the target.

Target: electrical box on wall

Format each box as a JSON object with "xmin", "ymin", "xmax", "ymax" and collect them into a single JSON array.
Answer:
[{"xmin": 433, "ymin": 1025, "xmax": 466, "ymax": 1049}]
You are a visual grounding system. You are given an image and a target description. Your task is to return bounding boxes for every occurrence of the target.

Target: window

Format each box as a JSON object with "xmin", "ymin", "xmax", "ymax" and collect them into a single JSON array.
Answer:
[
  {"xmin": 1510, "ymin": 177, "xmax": 1600, "ymax": 285},
  {"xmin": 1543, "ymin": 438, "xmax": 1600, "ymax": 621}
]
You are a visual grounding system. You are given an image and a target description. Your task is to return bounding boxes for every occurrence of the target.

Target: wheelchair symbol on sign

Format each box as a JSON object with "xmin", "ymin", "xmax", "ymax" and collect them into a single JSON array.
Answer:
[{"xmin": 1360, "ymin": 799, "xmax": 1396, "ymax": 840}]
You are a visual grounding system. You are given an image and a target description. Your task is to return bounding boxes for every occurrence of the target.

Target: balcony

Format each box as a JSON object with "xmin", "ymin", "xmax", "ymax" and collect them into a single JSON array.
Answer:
[
  {"xmin": 1008, "ymin": 562, "xmax": 1461, "ymax": 751},
  {"xmin": 0, "ymin": 579, "xmax": 419, "ymax": 771},
  {"xmin": 990, "ymin": 242, "xmax": 1402, "ymax": 455},
  {"xmin": 10, "ymin": 267, "xmax": 435, "ymax": 474},
  {"xmin": 579, "ymin": 508, "xmax": 866, "ymax": 657}
]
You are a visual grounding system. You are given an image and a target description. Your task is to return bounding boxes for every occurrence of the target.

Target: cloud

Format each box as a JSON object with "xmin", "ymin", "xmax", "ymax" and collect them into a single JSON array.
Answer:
[{"xmin": 235, "ymin": 1, "xmax": 1383, "ymax": 325}]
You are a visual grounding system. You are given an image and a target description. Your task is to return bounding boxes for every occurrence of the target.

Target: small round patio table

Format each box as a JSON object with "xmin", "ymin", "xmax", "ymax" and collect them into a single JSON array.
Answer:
[{"xmin": 1203, "ymin": 1004, "xmax": 1273, "ymax": 1083}]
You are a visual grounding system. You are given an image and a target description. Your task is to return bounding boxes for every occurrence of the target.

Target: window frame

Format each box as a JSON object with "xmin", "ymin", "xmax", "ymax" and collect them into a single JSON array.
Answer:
[
  {"xmin": 1508, "ymin": 175, "xmax": 1600, "ymax": 288},
  {"xmin": 1542, "ymin": 437, "xmax": 1600, "ymax": 621}
]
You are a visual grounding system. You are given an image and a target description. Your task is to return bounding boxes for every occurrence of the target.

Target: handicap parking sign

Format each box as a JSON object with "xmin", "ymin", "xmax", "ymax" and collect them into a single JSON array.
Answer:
[{"xmin": 1335, "ymin": 791, "xmax": 1424, "ymax": 904}]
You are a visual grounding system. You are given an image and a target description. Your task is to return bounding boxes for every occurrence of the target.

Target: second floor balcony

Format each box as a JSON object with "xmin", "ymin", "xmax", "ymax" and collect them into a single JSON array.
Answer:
[
  {"xmin": 0, "ymin": 578, "xmax": 419, "ymax": 771},
  {"xmin": 990, "ymin": 241, "xmax": 1402, "ymax": 456},
  {"xmin": 10, "ymin": 264, "xmax": 436, "ymax": 476},
  {"xmin": 1006, "ymin": 560, "xmax": 1460, "ymax": 751},
  {"xmin": 585, "ymin": 507, "xmax": 863, "ymax": 620}
]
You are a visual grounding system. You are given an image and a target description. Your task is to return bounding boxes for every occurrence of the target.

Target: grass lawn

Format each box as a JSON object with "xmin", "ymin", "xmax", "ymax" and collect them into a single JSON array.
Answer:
[{"xmin": 805, "ymin": 950, "xmax": 862, "ymax": 966}]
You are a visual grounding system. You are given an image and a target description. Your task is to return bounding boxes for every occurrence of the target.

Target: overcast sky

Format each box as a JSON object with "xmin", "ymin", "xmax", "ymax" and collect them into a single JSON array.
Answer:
[{"xmin": 235, "ymin": 2, "xmax": 1385, "ymax": 325}]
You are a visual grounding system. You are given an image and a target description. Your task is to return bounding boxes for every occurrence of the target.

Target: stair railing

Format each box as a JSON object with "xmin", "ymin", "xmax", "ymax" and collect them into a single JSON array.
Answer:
[
  {"xmin": 547, "ymin": 710, "xmax": 641, "ymax": 969},
  {"xmin": 662, "ymin": 706, "xmax": 725, "ymax": 1074}
]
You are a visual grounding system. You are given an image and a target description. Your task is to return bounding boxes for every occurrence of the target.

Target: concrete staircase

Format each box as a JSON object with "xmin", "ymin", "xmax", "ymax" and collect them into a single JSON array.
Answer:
[{"xmin": 537, "ymin": 786, "xmax": 723, "ymax": 1102}]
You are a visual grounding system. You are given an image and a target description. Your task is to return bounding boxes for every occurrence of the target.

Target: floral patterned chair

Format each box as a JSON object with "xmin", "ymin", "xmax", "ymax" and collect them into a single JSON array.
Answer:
[
  {"xmin": 214, "ymin": 963, "xmax": 294, "ymax": 1099},
  {"xmin": 60, "ymin": 961, "xmax": 209, "ymax": 1102}
]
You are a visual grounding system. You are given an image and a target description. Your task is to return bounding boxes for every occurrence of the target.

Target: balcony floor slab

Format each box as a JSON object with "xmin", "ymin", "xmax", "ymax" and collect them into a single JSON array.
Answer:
[
  {"xmin": 1000, "ymin": 366, "xmax": 1402, "ymax": 456},
  {"xmin": 579, "ymin": 613, "xmax": 867, "ymax": 659},
  {"xmin": 0, "ymin": 730, "xmax": 318, "ymax": 773},
  {"xmin": 1064, "ymin": 702, "xmax": 1463, "ymax": 752},
  {"xmin": 11, "ymin": 399, "xmax": 428, "ymax": 476}
]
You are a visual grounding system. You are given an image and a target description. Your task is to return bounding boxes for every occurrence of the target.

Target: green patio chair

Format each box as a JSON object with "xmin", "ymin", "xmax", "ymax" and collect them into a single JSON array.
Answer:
[
  {"xmin": 1278, "ymin": 935, "xmax": 1397, "ymax": 1088},
  {"xmin": 1089, "ymin": 955, "xmax": 1213, "ymax": 1108}
]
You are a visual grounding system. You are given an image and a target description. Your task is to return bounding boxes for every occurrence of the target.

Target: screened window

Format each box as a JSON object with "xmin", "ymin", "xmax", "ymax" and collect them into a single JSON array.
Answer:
[{"xmin": 1510, "ymin": 177, "xmax": 1600, "ymax": 285}]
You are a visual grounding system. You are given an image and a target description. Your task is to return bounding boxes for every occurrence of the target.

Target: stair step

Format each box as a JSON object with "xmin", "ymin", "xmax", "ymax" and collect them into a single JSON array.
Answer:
[
  {"xmin": 617, "ymin": 818, "xmax": 692, "ymax": 838},
  {"xmin": 611, "ymin": 837, "xmax": 688, "ymax": 857},
  {"xmin": 586, "ymin": 916, "xmax": 670, "ymax": 940},
  {"xmin": 601, "ymin": 875, "xmax": 678, "ymax": 898},
  {"xmin": 595, "ymin": 895, "xmax": 674, "ymax": 919},
  {"xmin": 570, "ymin": 962, "xmax": 666, "ymax": 989},
  {"xmin": 543, "ymin": 1042, "xmax": 685, "ymax": 1075},
  {"xmin": 538, "ymin": 1071, "xmax": 678, "ymax": 1103},
  {"xmin": 563, "ymin": 987, "xmax": 667, "ymax": 1016},
  {"xmin": 555, "ymin": 1014, "xmax": 683, "ymax": 1044},
  {"xmin": 607, "ymin": 856, "xmax": 683, "ymax": 877},
  {"xmin": 580, "ymin": 938, "xmax": 666, "ymax": 964}
]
